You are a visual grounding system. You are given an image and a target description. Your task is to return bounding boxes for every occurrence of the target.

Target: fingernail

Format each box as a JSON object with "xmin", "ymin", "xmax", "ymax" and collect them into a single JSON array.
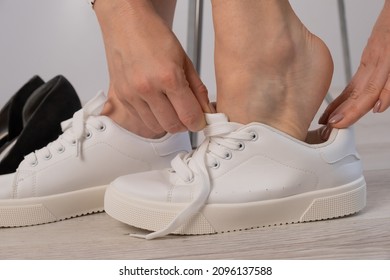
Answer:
[
  {"xmin": 321, "ymin": 126, "xmax": 332, "ymax": 140},
  {"xmin": 373, "ymin": 100, "xmax": 381, "ymax": 113},
  {"xmin": 328, "ymin": 113, "xmax": 344, "ymax": 124}
]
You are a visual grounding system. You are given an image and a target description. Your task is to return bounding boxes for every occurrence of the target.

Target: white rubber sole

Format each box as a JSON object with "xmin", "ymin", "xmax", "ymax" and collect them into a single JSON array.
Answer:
[
  {"xmin": 104, "ymin": 177, "xmax": 367, "ymax": 235},
  {"xmin": 0, "ymin": 185, "xmax": 107, "ymax": 227}
]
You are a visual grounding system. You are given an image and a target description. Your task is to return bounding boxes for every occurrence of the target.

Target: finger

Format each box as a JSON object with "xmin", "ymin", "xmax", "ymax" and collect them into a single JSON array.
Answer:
[
  {"xmin": 329, "ymin": 66, "xmax": 388, "ymax": 128},
  {"xmin": 318, "ymin": 86, "xmax": 351, "ymax": 125},
  {"xmin": 318, "ymin": 66, "xmax": 367, "ymax": 124},
  {"xmin": 377, "ymin": 75, "xmax": 390, "ymax": 112},
  {"xmin": 130, "ymin": 98, "xmax": 168, "ymax": 134},
  {"xmin": 160, "ymin": 67, "xmax": 206, "ymax": 132},
  {"xmin": 167, "ymin": 84, "xmax": 206, "ymax": 132},
  {"xmin": 184, "ymin": 57, "xmax": 212, "ymax": 113},
  {"xmin": 128, "ymin": 70, "xmax": 188, "ymax": 133},
  {"xmin": 145, "ymin": 91, "xmax": 187, "ymax": 133}
]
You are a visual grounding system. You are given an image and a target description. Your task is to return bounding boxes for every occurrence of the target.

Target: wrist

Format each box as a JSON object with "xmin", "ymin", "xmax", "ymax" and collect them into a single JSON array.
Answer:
[
  {"xmin": 94, "ymin": 0, "xmax": 157, "ymax": 28},
  {"xmin": 94, "ymin": 0, "xmax": 153, "ymax": 17}
]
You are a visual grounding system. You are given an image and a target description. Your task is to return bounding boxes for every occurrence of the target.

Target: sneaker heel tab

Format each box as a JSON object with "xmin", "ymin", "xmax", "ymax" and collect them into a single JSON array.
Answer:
[
  {"xmin": 79, "ymin": 91, "xmax": 107, "ymax": 116},
  {"xmin": 319, "ymin": 126, "xmax": 361, "ymax": 164}
]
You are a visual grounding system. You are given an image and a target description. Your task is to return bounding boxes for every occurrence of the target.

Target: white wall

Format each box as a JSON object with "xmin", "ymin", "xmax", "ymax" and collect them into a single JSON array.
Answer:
[
  {"xmin": 0, "ymin": 0, "xmax": 384, "ymax": 106},
  {"xmin": 0, "ymin": 0, "xmax": 107, "ymax": 105}
]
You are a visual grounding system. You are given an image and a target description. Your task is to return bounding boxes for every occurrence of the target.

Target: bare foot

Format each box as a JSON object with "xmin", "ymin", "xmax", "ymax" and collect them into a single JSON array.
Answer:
[{"xmin": 212, "ymin": 0, "xmax": 333, "ymax": 140}]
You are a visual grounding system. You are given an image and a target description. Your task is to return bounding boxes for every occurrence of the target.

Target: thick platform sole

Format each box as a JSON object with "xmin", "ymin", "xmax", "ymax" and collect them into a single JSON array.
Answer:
[
  {"xmin": 104, "ymin": 176, "xmax": 366, "ymax": 235},
  {"xmin": 0, "ymin": 185, "xmax": 106, "ymax": 227}
]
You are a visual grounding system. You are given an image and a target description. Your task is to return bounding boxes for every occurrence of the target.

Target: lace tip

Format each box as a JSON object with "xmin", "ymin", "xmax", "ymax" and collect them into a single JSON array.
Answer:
[
  {"xmin": 130, "ymin": 233, "xmax": 155, "ymax": 240},
  {"xmin": 130, "ymin": 233, "xmax": 147, "ymax": 239}
]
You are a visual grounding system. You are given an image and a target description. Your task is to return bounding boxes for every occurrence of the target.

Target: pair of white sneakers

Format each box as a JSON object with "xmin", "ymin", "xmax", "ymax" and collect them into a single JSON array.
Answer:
[{"xmin": 0, "ymin": 92, "xmax": 366, "ymax": 239}]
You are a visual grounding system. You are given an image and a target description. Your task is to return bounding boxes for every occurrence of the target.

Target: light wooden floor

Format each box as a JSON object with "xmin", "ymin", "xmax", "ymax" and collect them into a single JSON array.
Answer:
[{"xmin": 0, "ymin": 94, "xmax": 389, "ymax": 260}]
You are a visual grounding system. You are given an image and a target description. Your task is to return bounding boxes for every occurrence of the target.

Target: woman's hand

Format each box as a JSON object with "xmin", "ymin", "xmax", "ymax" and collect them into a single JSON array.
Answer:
[
  {"xmin": 320, "ymin": 1, "xmax": 390, "ymax": 130},
  {"xmin": 95, "ymin": 0, "xmax": 210, "ymax": 136}
]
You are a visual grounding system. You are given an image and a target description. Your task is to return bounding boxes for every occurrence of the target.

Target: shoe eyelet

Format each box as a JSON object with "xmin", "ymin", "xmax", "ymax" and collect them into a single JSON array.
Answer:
[
  {"xmin": 237, "ymin": 142, "xmax": 245, "ymax": 151},
  {"xmin": 225, "ymin": 151, "xmax": 232, "ymax": 160},
  {"xmin": 44, "ymin": 153, "xmax": 52, "ymax": 160},
  {"xmin": 86, "ymin": 130, "xmax": 92, "ymax": 139},
  {"xmin": 71, "ymin": 140, "xmax": 77, "ymax": 146},
  {"xmin": 57, "ymin": 146, "xmax": 65, "ymax": 154},
  {"xmin": 250, "ymin": 131, "xmax": 259, "ymax": 141},
  {"xmin": 211, "ymin": 161, "xmax": 220, "ymax": 169},
  {"xmin": 98, "ymin": 124, "xmax": 106, "ymax": 132},
  {"xmin": 30, "ymin": 160, "xmax": 38, "ymax": 167}
]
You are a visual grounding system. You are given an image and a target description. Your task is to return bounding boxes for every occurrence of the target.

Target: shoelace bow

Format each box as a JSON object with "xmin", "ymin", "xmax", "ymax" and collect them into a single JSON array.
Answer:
[
  {"xmin": 135, "ymin": 116, "xmax": 257, "ymax": 239},
  {"xmin": 25, "ymin": 91, "xmax": 107, "ymax": 166}
]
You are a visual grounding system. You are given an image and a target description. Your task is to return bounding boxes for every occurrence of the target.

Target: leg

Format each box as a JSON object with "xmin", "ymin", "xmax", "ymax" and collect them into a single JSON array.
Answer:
[{"xmin": 212, "ymin": 0, "xmax": 333, "ymax": 140}]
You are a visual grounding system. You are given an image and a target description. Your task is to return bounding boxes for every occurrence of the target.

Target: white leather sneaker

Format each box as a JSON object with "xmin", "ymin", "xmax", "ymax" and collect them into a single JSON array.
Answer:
[
  {"xmin": 0, "ymin": 91, "xmax": 191, "ymax": 227},
  {"xmin": 105, "ymin": 113, "xmax": 366, "ymax": 239}
]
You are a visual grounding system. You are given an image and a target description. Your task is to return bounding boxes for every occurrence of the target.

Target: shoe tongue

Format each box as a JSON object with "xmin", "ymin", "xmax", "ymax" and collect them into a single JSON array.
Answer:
[
  {"xmin": 60, "ymin": 91, "xmax": 107, "ymax": 132},
  {"xmin": 83, "ymin": 91, "xmax": 107, "ymax": 116},
  {"xmin": 205, "ymin": 113, "xmax": 228, "ymax": 125}
]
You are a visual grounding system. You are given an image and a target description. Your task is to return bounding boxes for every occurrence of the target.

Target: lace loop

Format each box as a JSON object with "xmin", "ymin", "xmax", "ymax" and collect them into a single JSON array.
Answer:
[{"xmin": 171, "ymin": 152, "xmax": 195, "ymax": 182}]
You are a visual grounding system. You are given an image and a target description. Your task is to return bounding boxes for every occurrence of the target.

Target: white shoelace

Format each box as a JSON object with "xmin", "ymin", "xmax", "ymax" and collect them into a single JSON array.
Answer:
[
  {"xmin": 135, "ymin": 114, "xmax": 257, "ymax": 240},
  {"xmin": 24, "ymin": 91, "xmax": 107, "ymax": 166}
]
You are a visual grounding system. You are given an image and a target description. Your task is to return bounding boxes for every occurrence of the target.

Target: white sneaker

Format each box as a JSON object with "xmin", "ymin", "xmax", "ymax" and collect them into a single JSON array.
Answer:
[
  {"xmin": 105, "ymin": 113, "xmax": 366, "ymax": 239},
  {"xmin": 0, "ymin": 91, "xmax": 191, "ymax": 227}
]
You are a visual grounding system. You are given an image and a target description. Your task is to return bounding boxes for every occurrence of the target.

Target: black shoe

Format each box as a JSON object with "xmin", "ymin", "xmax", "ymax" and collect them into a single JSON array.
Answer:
[
  {"xmin": 0, "ymin": 76, "xmax": 45, "ymax": 149},
  {"xmin": 0, "ymin": 75, "xmax": 82, "ymax": 174}
]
